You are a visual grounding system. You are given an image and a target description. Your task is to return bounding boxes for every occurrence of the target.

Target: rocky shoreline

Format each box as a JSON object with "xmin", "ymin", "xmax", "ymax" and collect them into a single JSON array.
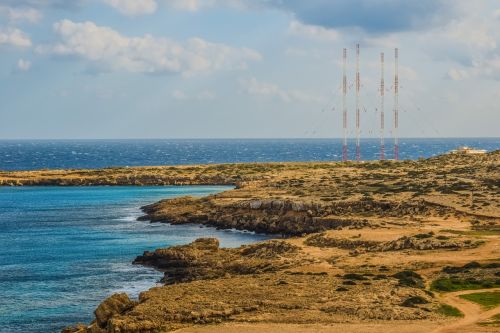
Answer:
[
  {"xmin": 138, "ymin": 196, "xmax": 468, "ymax": 236},
  {"xmin": 64, "ymin": 230, "xmax": 499, "ymax": 333},
  {"xmin": 2, "ymin": 151, "xmax": 498, "ymax": 333}
]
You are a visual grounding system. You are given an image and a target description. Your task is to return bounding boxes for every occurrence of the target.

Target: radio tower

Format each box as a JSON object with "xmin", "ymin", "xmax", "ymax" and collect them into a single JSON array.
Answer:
[
  {"xmin": 342, "ymin": 48, "xmax": 348, "ymax": 162},
  {"xmin": 355, "ymin": 44, "xmax": 361, "ymax": 161},
  {"xmin": 380, "ymin": 52, "xmax": 385, "ymax": 160},
  {"xmin": 393, "ymin": 48, "xmax": 399, "ymax": 161}
]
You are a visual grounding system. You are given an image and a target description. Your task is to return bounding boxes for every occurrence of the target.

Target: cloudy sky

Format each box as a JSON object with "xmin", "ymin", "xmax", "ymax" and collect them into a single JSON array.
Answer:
[{"xmin": 0, "ymin": 0, "xmax": 499, "ymax": 139}]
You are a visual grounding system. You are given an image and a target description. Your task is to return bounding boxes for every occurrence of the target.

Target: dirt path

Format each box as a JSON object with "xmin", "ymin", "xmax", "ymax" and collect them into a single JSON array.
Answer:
[{"xmin": 430, "ymin": 288, "xmax": 500, "ymax": 333}]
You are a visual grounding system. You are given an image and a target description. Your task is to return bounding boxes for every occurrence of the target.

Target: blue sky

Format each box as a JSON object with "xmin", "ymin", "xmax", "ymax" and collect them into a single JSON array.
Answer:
[{"xmin": 0, "ymin": 0, "xmax": 499, "ymax": 139}]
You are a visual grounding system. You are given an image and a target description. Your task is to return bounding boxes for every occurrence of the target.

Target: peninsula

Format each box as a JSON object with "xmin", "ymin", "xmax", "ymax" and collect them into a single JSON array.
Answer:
[{"xmin": 1, "ymin": 151, "xmax": 499, "ymax": 333}]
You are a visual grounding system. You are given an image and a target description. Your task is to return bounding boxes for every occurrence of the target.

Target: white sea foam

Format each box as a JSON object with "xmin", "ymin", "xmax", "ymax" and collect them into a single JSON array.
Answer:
[{"xmin": 115, "ymin": 215, "xmax": 140, "ymax": 222}]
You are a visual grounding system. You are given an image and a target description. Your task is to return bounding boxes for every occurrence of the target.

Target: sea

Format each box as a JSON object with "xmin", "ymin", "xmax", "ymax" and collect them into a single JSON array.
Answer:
[
  {"xmin": 0, "ymin": 138, "xmax": 498, "ymax": 171},
  {"xmin": 0, "ymin": 138, "xmax": 498, "ymax": 332}
]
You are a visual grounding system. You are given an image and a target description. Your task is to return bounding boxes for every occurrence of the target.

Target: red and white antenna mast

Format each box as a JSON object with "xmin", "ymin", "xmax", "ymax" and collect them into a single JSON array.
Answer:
[
  {"xmin": 342, "ymin": 48, "xmax": 348, "ymax": 162},
  {"xmin": 393, "ymin": 48, "xmax": 399, "ymax": 161},
  {"xmin": 355, "ymin": 43, "xmax": 361, "ymax": 161},
  {"xmin": 380, "ymin": 52, "xmax": 385, "ymax": 160}
]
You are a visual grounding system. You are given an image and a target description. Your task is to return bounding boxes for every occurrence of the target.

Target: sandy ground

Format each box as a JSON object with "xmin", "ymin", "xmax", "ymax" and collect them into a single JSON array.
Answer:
[
  {"xmin": 173, "ymin": 322, "xmax": 441, "ymax": 333},
  {"xmin": 173, "ymin": 286, "xmax": 500, "ymax": 333}
]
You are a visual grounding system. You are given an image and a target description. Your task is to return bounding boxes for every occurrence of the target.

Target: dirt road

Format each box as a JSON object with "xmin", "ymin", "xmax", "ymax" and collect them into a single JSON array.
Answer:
[{"xmin": 431, "ymin": 288, "xmax": 500, "ymax": 333}]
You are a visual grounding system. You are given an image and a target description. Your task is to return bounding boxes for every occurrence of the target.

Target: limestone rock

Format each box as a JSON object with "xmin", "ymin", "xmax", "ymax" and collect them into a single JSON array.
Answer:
[
  {"xmin": 94, "ymin": 293, "xmax": 136, "ymax": 328},
  {"xmin": 134, "ymin": 238, "xmax": 302, "ymax": 285}
]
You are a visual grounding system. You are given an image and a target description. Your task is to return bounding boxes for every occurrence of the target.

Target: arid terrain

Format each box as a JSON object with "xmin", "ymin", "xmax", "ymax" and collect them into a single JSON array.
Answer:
[{"xmin": 1, "ymin": 151, "xmax": 499, "ymax": 333}]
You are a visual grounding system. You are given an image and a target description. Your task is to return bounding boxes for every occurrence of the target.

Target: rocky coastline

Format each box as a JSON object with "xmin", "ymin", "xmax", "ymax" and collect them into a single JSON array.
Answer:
[{"xmin": 2, "ymin": 151, "xmax": 498, "ymax": 333}]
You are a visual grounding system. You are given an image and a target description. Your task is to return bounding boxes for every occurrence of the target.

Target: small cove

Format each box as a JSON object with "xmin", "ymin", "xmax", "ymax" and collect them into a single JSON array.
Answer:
[{"xmin": 0, "ymin": 186, "xmax": 271, "ymax": 333}]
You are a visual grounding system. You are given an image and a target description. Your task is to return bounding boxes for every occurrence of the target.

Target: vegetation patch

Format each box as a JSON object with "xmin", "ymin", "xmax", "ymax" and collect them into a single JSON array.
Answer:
[
  {"xmin": 343, "ymin": 273, "xmax": 368, "ymax": 281},
  {"xmin": 414, "ymin": 232, "xmax": 434, "ymax": 239},
  {"xmin": 431, "ymin": 278, "xmax": 500, "ymax": 292},
  {"xmin": 440, "ymin": 229, "xmax": 500, "ymax": 237},
  {"xmin": 437, "ymin": 304, "xmax": 464, "ymax": 317},
  {"xmin": 393, "ymin": 270, "xmax": 425, "ymax": 289},
  {"xmin": 459, "ymin": 291, "xmax": 500, "ymax": 309},
  {"xmin": 479, "ymin": 313, "xmax": 500, "ymax": 327},
  {"xmin": 442, "ymin": 261, "xmax": 481, "ymax": 274},
  {"xmin": 401, "ymin": 296, "xmax": 429, "ymax": 308}
]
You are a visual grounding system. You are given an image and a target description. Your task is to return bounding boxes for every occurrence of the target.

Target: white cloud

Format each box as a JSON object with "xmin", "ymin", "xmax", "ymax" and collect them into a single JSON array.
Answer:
[
  {"xmin": 38, "ymin": 20, "xmax": 261, "ymax": 75},
  {"xmin": 165, "ymin": 0, "xmax": 209, "ymax": 11},
  {"xmin": 103, "ymin": 0, "xmax": 158, "ymax": 16},
  {"xmin": 399, "ymin": 65, "xmax": 418, "ymax": 81},
  {"xmin": 171, "ymin": 89, "xmax": 217, "ymax": 100},
  {"xmin": 441, "ymin": 19, "xmax": 497, "ymax": 51},
  {"xmin": 1, "ymin": 1, "xmax": 81, "ymax": 8},
  {"xmin": 166, "ymin": 0, "xmax": 454, "ymax": 33},
  {"xmin": 284, "ymin": 47, "xmax": 325, "ymax": 61},
  {"xmin": 101, "ymin": 0, "xmax": 246, "ymax": 14},
  {"xmin": 239, "ymin": 77, "xmax": 325, "ymax": 104},
  {"xmin": 0, "ymin": 28, "xmax": 32, "ymax": 48},
  {"xmin": 198, "ymin": 90, "xmax": 216, "ymax": 99},
  {"xmin": 447, "ymin": 68, "xmax": 469, "ymax": 81},
  {"xmin": 172, "ymin": 89, "xmax": 188, "ymax": 99},
  {"xmin": 164, "ymin": 0, "xmax": 245, "ymax": 11},
  {"xmin": 17, "ymin": 58, "xmax": 32, "ymax": 71},
  {"xmin": 479, "ymin": 56, "xmax": 500, "ymax": 79},
  {"xmin": 288, "ymin": 20, "xmax": 339, "ymax": 41},
  {"xmin": 362, "ymin": 34, "xmax": 399, "ymax": 48},
  {"xmin": 240, "ymin": 77, "xmax": 289, "ymax": 101},
  {"xmin": 423, "ymin": 7, "xmax": 500, "ymax": 80},
  {"xmin": 0, "ymin": 5, "xmax": 42, "ymax": 23},
  {"xmin": 449, "ymin": 56, "xmax": 500, "ymax": 80}
]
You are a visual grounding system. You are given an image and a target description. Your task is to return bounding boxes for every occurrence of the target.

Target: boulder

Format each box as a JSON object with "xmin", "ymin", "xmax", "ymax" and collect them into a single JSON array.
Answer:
[{"xmin": 94, "ymin": 293, "xmax": 136, "ymax": 328}]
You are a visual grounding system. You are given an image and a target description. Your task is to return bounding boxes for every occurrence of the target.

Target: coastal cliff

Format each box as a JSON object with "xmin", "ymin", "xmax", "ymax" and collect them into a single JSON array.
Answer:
[{"xmin": 137, "ymin": 150, "xmax": 499, "ymax": 235}]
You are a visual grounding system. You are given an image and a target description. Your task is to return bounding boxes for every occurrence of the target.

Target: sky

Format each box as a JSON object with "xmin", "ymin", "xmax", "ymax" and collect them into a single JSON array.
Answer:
[{"xmin": 0, "ymin": 0, "xmax": 499, "ymax": 139}]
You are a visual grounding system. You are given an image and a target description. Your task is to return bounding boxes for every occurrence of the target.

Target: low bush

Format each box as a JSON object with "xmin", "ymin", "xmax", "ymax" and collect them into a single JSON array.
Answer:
[
  {"xmin": 393, "ymin": 270, "xmax": 425, "ymax": 289},
  {"xmin": 343, "ymin": 273, "xmax": 368, "ymax": 281},
  {"xmin": 437, "ymin": 304, "xmax": 464, "ymax": 317},
  {"xmin": 431, "ymin": 278, "xmax": 500, "ymax": 292},
  {"xmin": 401, "ymin": 296, "xmax": 429, "ymax": 307}
]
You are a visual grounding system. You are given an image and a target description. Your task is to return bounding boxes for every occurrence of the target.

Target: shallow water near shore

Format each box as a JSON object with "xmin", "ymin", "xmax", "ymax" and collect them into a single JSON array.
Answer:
[{"xmin": 0, "ymin": 186, "xmax": 272, "ymax": 333}]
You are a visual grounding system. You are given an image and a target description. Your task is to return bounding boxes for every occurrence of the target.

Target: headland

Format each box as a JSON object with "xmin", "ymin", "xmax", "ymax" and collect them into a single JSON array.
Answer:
[{"xmin": 1, "ymin": 150, "xmax": 499, "ymax": 333}]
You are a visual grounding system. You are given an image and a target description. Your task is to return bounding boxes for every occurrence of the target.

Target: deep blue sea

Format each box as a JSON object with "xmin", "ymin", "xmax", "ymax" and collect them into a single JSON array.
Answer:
[
  {"xmin": 0, "ymin": 186, "xmax": 271, "ymax": 333},
  {"xmin": 0, "ymin": 138, "xmax": 499, "ymax": 332},
  {"xmin": 0, "ymin": 138, "xmax": 498, "ymax": 170}
]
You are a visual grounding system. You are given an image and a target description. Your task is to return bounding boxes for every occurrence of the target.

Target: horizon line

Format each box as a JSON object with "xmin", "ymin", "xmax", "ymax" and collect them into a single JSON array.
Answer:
[{"xmin": 0, "ymin": 137, "xmax": 499, "ymax": 141}]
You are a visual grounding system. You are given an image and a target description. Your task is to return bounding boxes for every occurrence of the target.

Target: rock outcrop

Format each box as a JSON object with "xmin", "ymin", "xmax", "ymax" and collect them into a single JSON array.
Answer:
[
  {"xmin": 63, "ymin": 293, "xmax": 137, "ymax": 333},
  {"xmin": 305, "ymin": 232, "xmax": 482, "ymax": 253},
  {"xmin": 94, "ymin": 293, "xmax": 136, "ymax": 328},
  {"xmin": 68, "ymin": 239, "xmax": 443, "ymax": 333},
  {"xmin": 134, "ymin": 238, "xmax": 303, "ymax": 284},
  {"xmin": 140, "ymin": 196, "xmax": 462, "ymax": 236}
]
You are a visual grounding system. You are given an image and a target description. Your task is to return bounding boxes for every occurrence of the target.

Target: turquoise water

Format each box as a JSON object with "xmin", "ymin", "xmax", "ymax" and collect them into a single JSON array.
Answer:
[{"xmin": 0, "ymin": 186, "xmax": 271, "ymax": 333}]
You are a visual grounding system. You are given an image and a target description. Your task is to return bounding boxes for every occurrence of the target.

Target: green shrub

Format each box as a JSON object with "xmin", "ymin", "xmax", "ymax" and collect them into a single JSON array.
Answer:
[
  {"xmin": 431, "ymin": 278, "xmax": 500, "ymax": 292},
  {"xmin": 437, "ymin": 304, "xmax": 464, "ymax": 317},
  {"xmin": 343, "ymin": 273, "xmax": 368, "ymax": 281},
  {"xmin": 402, "ymin": 296, "xmax": 429, "ymax": 307},
  {"xmin": 414, "ymin": 233, "xmax": 433, "ymax": 239},
  {"xmin": 393, "ymin": 270, "xmax": 425, "ymax": 288}
]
